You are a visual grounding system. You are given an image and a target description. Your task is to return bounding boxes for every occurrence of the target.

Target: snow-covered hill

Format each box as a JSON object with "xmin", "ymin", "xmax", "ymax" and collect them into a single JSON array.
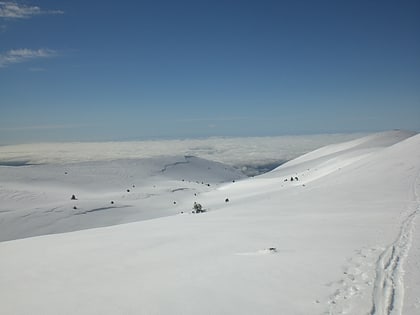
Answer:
[
  {"xmin": 0, "ymin": 130, "xmax": 419, "ymax": 314},
  {"xmin": 0, "ymin": 156, "xmax": 244, "ymax": 241}
]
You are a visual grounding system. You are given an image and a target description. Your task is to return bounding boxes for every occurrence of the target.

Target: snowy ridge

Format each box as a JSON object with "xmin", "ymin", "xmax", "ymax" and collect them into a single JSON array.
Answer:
[
  {"xmin": 279, "ymin": 130, "xmax": 416, "ymax": 168},
  {"xmin": 263, "ymin": 130, "xmax": 416, "ymax": 184}
]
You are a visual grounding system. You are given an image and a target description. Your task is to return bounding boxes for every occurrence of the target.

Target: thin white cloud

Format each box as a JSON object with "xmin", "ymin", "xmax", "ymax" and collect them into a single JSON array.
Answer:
[
  {"xmin": 0, "ymin": 48, "xmax": 56, "ymax": 67},
  {"xmin": 0, "ymin": 2, "xmax": 63, "ymax": 19},
  {"xmin": 0, "ymin": 124, "xmax": 87, "ymax": 131},
  {"xmin": 178, "ymin": 116, "xmax": 252, "ymax": 123}
]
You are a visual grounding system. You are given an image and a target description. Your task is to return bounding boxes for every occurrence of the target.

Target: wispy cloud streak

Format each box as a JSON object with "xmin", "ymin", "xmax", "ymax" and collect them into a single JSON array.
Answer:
[
  {"xmin": 177, "ymin": 116, "xmax": 252, "ymax": 123},
  {"xmin": 0, "ymin": 1, "xmax": 63, "ymax": 19},
  {"xmin": 0, "ymin": 124, "xmax": 85, "ymax": 131},
  {"xmin": 0, "ymin": 48, "xmax": 56, "ymax": 67}
]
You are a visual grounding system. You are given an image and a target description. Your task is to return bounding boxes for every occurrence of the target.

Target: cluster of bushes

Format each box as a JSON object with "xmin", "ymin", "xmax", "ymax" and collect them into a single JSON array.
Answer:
[{"xmin": 284, "ymin": 176, "xmax": 299, "ymax": 182}]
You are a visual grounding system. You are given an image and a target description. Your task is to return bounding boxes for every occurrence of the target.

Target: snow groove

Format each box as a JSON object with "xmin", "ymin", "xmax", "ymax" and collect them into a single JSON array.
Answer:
[
  {"xmin": 160, "ymin": 157, "xmax": 190, "ymax": 173},
  {"xmin": 369, "ymin": 173, "xmax": 420, "ymax": 315}
]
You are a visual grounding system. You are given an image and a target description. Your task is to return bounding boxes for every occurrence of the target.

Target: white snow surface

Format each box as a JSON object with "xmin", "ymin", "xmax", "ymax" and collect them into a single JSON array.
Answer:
[
  {"xmin": 0, "ymin": 130, "xmax": 419, "ymax": 315},
  {"xmin": 0, "ymin": 156, "xmax": 245, "ymax": 241}
]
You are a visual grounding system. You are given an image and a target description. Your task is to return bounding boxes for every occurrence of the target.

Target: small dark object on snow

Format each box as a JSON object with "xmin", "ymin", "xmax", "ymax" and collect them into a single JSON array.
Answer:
[
  {"xmin": 73, "ymin": 206, "xmax": 77, "ymax": 210},
  {"xmin": 232, "ymin": 180, "xmax": 235, "ymax": 183},
  {"xmin": 193, "ymin": 202, "xmax": 204, "ymax": 213},
  {"xmin": 64, "ymin": 171, "xmax": 68, "ymax": 175},
  {"xmin": 207, "ymin": 183, "xmax": 210, "ymax": 187},
  {"xmin": 294, "ymin": 176, "xmax": 298, "ymax": 181},
  {"xmin": 132, "ymin": 185, "xmax": 135, "ymax": 188},
  {"xmin": 181, "ymin": 211, "xmax": 184, "ymax": 214},
  {"xmin": 111, "ymin": 201, "xmax": 114, "ymax": 204},
  {"xmin": 290, "ymin": 177, "xmax": 294, "ymax": 181},
  {"xmin": 284, "ymin": 178, "xmax": 288, "ymax": 182},
  {"xmin": 268, "ymin": 247, "xmax": 277, "ymax": 252},
  {"xmin": 71, "ymin": 194, "xmax": 77, "ymax": 200},
  {"xmin": 173, "ymin": 201, "xmax": 177, "ymax": 204},
  {"xmin": 225, "ymin": 198, "xmax": 229, "ymax": 203},
  {"xmin": 127, "ymin": 189, "xmax": 130, "ymax": 192},
  {"xmin": 194, "ymin": 193, "xmax": 197, "ymax": 196}
]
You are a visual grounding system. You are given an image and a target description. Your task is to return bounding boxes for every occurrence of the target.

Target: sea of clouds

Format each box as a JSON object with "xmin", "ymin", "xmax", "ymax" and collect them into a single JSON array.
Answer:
[{"xmin": 0, "ymin": 134, "xmax": 365, "ymax": 175}]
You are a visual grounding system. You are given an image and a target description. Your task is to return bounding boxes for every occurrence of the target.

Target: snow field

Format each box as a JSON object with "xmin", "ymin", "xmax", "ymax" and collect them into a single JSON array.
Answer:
[{"xmin": 0, "ymin": 130, "xmax": 419, "ymax": 314}]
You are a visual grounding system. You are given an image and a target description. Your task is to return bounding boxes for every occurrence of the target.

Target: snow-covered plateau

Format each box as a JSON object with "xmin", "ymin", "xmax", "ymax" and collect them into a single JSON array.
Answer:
[{"xmin": 0, "ymin": 130, "xmax": 419, "ymax": 315}]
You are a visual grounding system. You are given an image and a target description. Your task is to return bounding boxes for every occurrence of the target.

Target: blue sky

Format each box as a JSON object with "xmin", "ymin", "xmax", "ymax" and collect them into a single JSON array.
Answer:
[{"xmin": 0, "ymin": 0, "xmax": 419, "ymax": 144}]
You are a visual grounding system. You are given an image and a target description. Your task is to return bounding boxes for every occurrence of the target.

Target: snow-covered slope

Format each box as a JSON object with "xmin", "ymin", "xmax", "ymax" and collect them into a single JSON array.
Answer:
[
  {"xmin": 0, "ymin": 130, "xmax": 419, "ymax": 315},
  {"xmin": 263, "ymin": 129, "xmax": 417, "ymax": 183},
  {"xmin": 0, "ymin": 156, "xmax": 244, "ymax": 241}
]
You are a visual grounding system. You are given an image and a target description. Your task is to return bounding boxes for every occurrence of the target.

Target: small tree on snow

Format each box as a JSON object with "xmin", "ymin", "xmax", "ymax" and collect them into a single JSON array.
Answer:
[{"xmin": 193, "ymin": 202, "xmax": 204, "ymax": 213}]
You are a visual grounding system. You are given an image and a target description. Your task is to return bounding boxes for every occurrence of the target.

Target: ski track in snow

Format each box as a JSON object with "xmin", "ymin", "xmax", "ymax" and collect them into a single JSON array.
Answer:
[
  {"xmin": 326, "ymin": 171, "xmax": 420, "ymax": 315},
  {"xmin": 369, "ymin": 171, "xmax": 420, "ymax": 315}
]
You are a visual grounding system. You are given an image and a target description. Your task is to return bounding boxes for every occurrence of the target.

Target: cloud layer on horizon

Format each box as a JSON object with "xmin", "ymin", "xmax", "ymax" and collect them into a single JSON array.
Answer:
[{"xmin": 0, "ymin": 134, "xmax": 365, "ymax": 170}]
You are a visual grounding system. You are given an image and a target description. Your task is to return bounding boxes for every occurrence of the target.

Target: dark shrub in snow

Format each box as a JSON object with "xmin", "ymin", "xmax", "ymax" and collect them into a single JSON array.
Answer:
[{"xmin": 193, "ymin": 202, "xmax": 204, "ymax": 213}]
